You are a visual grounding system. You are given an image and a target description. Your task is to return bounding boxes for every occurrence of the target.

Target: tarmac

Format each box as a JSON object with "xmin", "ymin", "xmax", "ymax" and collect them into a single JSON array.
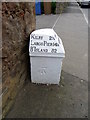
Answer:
[{"xmin": 6, "ymin": 2, "xmax": 88, "ymax": 118}]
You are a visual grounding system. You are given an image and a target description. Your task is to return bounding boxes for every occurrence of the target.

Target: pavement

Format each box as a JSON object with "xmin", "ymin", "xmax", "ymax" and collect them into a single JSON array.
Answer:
[
  {"xmin": 36, "ymin": 2, "xmax": 88, "ymax": 81},
  {"xmin": 6, "ymin": 2, "xmax": 88, "ymax": 118}
]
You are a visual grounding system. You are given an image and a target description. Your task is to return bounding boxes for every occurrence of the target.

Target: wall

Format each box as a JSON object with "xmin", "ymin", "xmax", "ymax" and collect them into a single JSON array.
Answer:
[{"xmin": 2, "ymin": 2, "xmax": 35, "ymax": 117}]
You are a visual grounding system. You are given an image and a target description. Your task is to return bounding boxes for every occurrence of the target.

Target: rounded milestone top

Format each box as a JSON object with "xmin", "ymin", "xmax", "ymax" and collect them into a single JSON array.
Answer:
[{"xmin": 29, "ymin": 28, "xmax": 65, "ymax": 58}]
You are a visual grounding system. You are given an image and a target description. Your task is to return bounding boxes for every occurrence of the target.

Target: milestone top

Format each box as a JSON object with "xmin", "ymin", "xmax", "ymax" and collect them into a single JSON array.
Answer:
[{"xmin": 29, "ymin": 28, "xmax": 65, "ymax": 57}]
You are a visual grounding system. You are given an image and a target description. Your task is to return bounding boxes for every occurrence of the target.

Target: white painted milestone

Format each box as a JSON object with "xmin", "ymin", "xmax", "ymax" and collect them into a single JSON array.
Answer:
[{"xmin": 29, "ymin": 28, "xmax": 65, "ymax": 84}]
